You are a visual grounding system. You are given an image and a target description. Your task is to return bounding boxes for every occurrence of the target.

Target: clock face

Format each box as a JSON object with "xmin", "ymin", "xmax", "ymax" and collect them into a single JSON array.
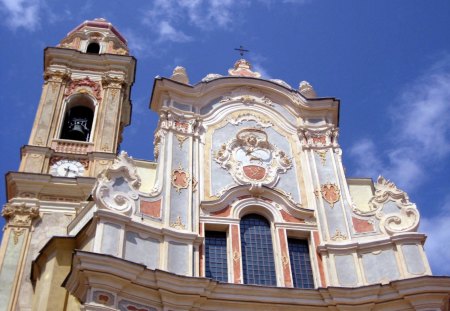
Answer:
[{"xmin": 50, "ymin": 159, "xmax": 85, "ymax": 177}]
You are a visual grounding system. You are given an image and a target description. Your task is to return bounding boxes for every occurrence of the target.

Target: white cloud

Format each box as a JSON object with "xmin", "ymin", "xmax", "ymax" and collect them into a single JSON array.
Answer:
[
  {"xmin": 420, "ymin": 198, "xmax": 450, "ymax": 275},
  {"xmin": 158, "ymin": 21, "xmax": 192, "ymax": 43},
  {"xmin": 0, "ymin": 0, "xmax": 41, "ymax": 31},
  {"xmin": 349, "ymin": 55, "xmax": 450, "ymax": 190},
  {"xmin": 142, "ymin": 0, "xmax": 308, "ymax": 43},
  {"xmin": 121, "ymin": 29, "xmax": 155, "ymax": 58},
  {"xmin": 349, "ymin": 138, "xmax": 383, "ymax": 178},
  {"xmin": 142, "ymin": 0, "xmax": 240, "ymax": 42},
  {"xmin": 348, "ymin": 56, "xmax": 450, "ymax": 275}
]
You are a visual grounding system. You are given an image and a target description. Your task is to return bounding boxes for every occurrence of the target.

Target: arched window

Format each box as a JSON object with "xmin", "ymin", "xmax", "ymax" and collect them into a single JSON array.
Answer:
[
  {"xmin": 86, "ymin": 42, "xmax": 100, "ymax": 54},
  {"xmin": 240, "ymin": 214, "xmax": 276, "ymax": 286},
  {"xmin": 60, "ymin": 95, "xmax": 94, "ymax": 142}
]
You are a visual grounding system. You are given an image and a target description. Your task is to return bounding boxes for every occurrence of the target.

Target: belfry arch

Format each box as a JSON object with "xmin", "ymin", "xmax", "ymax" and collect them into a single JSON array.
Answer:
[{"xmin": 59, "ymin": 94, "xmax": 96, "ymax": 142}]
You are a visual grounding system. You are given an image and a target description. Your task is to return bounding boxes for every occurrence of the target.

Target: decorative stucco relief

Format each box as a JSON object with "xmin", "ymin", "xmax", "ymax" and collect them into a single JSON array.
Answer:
[
  {"xmin": 299, "ymin": 127, "xmax": 339, "ymax": 149},
  {"xmin": 159, "ymin": 111, "xmax": 202, "ymax": 135},
  {"xmin": 152, "ymin": 129, "xmax": 166, "ymax": 161},
  {"xmin": 171, "ymin": 164, "xmax": 190, "ymax": 193},
  {"xmin": 317, "ymin": 183, "xmax": 341, "ymax": 208},
  {"xmin": 331, "ymin": 229, "xmax": 348, "ymax": 241},
  {"xmin": 93, "ymin": 151, "xmax": 141, "ymax": 215},
  {"xmin": 214, "ymin": 128, "xmax": 292, "ymax": 188},
  {"xmin": 227, "ymin": 112, "xmax": 273, "ymax": 128},
  {"xmin": 2, "ymin": 201, "xmax": 40, "ymax": 245},
  {"xmin": 2, "ymin": 202, "xmax": 40, "ymax": 227},
  {"xmin": 170, "ymin": 216, "xmax": 186, "ymax": 230},
  {"xmin": 65, "ymin": 77, "xmax": 102, "ymax": 100},
  {"xmin": 353, "ymin": 176, "xmax": 420, "ymax": 235}
]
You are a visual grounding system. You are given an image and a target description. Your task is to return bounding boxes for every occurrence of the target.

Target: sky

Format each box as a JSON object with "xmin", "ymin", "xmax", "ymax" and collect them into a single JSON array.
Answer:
[{"xmin": 0, "ymin": 0, "xmax": 449, "ymax": 275}]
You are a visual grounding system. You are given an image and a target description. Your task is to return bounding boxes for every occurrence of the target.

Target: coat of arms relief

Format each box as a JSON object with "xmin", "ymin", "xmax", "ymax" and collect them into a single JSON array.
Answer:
[{"xmin": 214, "ymin": 128, "xmax": 292, "ymax": 188}]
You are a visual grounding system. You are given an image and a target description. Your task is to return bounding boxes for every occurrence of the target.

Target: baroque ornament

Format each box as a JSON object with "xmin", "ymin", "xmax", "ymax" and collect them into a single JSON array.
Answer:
[
  {"xmin": 93, "ymin": 151, "xmax": 141, "ymax": 215},
  {"xmin": 2, "ymin": 202, "xmax": 40, "ymax": 227},
  {"xmin": 171, "ymin": 164, "xmax": 190, "ymax": 193},
  {"xmin": 227, "ymin": 112, "xmax": 273, "ymax": 128},
  {"xmin": 214, "ymin": 128, "xmax": 292, "ymax": 188},
  {"xmin": 170, "ymin": 216, "xmax": 186, "ymax": 230},
  {"xmin": 354, "ymin": 176, "xmax": 420, "ymax": 235},
  {"xmin": 319, "ymin": 183, "xmax": 340, "ymax": 208},
  {"xmin": 331, "ymin": 229, "xmax": 348, "ymax": 241},
  {"xmin": 314, "ymin": 150, "xmax": 327, "ymax": 165},
  {"xmin": 299, "ymin": 127, "xmax": 339, "ymax": 149},
  {"xmin": 65, "ymin": 77, "xmax": 102, "ymax": 100}
]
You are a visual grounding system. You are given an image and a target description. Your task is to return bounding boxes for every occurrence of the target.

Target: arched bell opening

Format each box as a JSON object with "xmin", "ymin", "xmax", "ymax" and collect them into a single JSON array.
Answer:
[
  {"xmin": 60, "ymin": 95, "xmax": 95, "ymax": 142},
  {"xmin": 86, "ymin": 42, "xmax": 100, "ymax": 54}
]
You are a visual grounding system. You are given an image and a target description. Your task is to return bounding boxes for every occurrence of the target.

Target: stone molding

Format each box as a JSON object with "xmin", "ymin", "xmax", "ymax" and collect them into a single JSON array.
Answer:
[{"xmin": 64, "ymin": 250, "xmax": 450, "ymax": 311}]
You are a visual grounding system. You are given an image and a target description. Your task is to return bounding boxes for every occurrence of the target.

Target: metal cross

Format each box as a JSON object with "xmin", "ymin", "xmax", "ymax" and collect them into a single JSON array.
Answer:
[{"xmin": 234, "ymin": 45, "xmax": 249, "ymax": 57}]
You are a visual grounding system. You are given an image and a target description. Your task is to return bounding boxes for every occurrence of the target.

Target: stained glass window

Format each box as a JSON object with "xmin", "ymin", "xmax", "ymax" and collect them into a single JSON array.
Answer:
[
  {"xmin": 288, "ymin": 238, "xmax": 314, "ymax": 288},
  {"xmin": 240, "ymin": 214, "xmax": 276, "ymax": 286},
  {"xmin": 205, "ymin": 231, "xmax": 228, "ymax": 282}
]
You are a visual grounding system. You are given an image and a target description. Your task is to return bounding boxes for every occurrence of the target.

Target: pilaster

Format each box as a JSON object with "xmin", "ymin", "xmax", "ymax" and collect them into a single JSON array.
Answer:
[{"xmin": 0, "ymin": 201, "xmax": 39, "ymax": 311}]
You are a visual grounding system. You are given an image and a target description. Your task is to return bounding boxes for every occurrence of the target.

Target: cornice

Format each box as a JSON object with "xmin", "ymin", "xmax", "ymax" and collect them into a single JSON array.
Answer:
[
  {"xmin": 64, "ymin": 250, "xmax": 450, "ymax": 309},
  {"xmin": 149, "ymin": 76, "xmax": 339, "ymax": 122},
  {"xmin": 44, "ymin": 47, "xmax": 136, "ymax": 85}
]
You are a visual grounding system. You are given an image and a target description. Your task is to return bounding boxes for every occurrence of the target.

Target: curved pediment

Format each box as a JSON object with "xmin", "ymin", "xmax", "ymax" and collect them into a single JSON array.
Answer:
[{"xmin": 149, "ymin": 75, "xmax": 340, "ymax": 127}]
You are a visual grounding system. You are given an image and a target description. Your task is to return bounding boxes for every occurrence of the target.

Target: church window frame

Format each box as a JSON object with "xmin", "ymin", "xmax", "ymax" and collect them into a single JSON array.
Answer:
[
  {"xmin": 204, "ymin": 230, "xmax": 229, "ymax": 282},
  {"xmin": 57, "ymin": 93, "xmax": 98, "ymax": 143},
  {"xmin": 287, "ymin": 237, "xmax": 315, "ymax": 288},
  {"xmin": 239, "ymin": 212, "xmax": 278, "ymax": 286}
]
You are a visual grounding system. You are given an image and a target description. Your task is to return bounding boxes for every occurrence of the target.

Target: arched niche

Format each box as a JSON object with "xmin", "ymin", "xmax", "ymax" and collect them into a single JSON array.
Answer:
[
  {"xmin": 60, "ymin": 94, "xmax": 96, "ymax": 142},
  {"xmin": 86, "ymin": 42, "xmax": 100, "ymax": 54}
]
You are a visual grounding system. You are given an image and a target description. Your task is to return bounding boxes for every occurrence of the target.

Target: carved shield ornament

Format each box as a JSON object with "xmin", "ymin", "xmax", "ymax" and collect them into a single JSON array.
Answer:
[
  {"xmin": 320, "ymin": 183, "xmax": 340, "ymax": 208},
  {"xmin": 214, "ymin": 128, "xmax": 292, "ymax": 187},
  {"xmin": 171, "ymin": 165, "xmax": 190, "ymax": 192}
]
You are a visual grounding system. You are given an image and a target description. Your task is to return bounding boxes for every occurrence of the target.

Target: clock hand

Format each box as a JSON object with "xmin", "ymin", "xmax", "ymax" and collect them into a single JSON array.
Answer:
[{"xmin": 64, "ymin": 166, "xmax": 70, "ymax": 176}]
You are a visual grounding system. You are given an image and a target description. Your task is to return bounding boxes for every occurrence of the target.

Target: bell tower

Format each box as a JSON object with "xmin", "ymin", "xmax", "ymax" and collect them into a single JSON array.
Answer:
[
  {"xmin": 0, "ymin": 18, "xmax": 135, "ymax": 310},
  {"xmin": 20, "ymin": 17, "xmax": 135, "ymax": 178}
]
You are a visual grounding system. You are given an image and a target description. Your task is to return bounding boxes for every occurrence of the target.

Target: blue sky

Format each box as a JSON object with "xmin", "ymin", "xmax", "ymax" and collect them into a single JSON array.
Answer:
[{"xmin": 0, "ymin": 0, "xmax": 449, "ymax": 275}]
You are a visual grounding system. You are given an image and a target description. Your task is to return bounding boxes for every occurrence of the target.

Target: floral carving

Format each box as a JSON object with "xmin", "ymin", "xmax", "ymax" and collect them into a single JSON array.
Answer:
[
  {"xmin": 320, "ymin": 183, "xmax": 340, "ymax": 208},
  {"xmin": 214, "ymin": 128, "xmax": 292, "ymax": 188},
  {"xmin": 93, "ymin": 151, "xmax": 141, "ymax": 215},
  {"xmin": 65, "ymin": 77, "xmax": 102, "ymax": 100}
]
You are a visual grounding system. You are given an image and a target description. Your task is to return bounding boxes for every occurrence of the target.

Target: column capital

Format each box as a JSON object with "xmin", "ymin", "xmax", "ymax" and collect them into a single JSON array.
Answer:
[{"xmin": 2, "ymin": 201, "xmax": 40, "ymax": 227}]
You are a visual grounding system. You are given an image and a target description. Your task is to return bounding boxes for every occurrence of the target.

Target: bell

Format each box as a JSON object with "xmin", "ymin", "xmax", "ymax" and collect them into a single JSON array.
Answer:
[{"xmin": 67, "ymin": 117, "xmax": 89, "ymax": 141}]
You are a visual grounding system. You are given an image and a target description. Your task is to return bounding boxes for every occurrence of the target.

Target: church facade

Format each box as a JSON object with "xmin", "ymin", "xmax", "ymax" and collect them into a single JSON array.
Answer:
[{"xmin": 0, "ymin": 19, "xmax": 449, "ymax": 311}]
